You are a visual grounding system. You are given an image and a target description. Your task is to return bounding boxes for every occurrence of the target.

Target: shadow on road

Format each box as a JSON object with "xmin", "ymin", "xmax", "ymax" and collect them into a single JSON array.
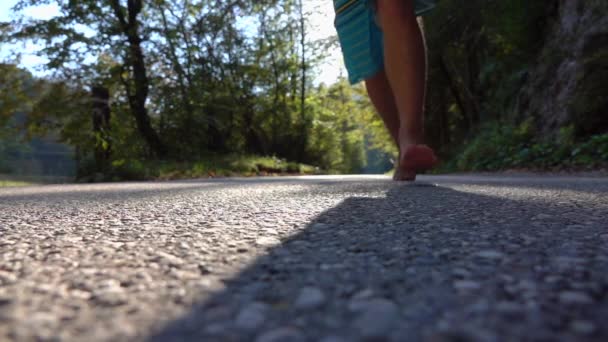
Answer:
[{"xmin": 149, "ymin": 182, "xmax": 608, "ymax": 341}]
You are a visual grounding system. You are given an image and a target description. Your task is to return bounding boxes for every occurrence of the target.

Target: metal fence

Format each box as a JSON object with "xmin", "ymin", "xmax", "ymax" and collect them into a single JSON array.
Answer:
[
  {"xmin": 0, "ymin": 137, "xmax": 77, "ymax": 178},
  {"xmin": 3, "ymin": 152, "xmax": 76, "ymax": 177}
]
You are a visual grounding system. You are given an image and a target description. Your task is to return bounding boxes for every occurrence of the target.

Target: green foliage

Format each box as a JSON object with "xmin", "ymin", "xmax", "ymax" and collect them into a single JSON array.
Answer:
[
  {"xmin": 3, "ymin": 0, "xmax": 385, "ymax": 178},
  {"xmin": 0, "ymin": 180, "xmax": 33, "ymax": 187},
  {"xmin": 569, "ymin": 48, "xmax": 608, "ymax": 136},
  {"xmin": 454, "ymin": 120, "xmax": 532, "ymax": 171},
  {"xmin": 448, "ymin": 121, "xmax": 608, "ymax": 172},
  {"xmin": 0, "ymin": 125, "xmax": 21, "ymax": 173},
  {"xmin": 0, "ymin": 173, "xmax": 70, "ymax": 186},
  {"xmin": 5, "ymin": 0, "xmax": 603, "ymax": 179},
  {"xmin": 78, "ymin": 155, "xmax": 318, "ymax": 182},
  {"xmin": 304, "ymin": 80, "xmax": 378, "ymax": 173},
  {"xmin": 0, "ymin": 64, "xmax": 39, "ymax": 125},
  {"xmin": 108, "ymin": 159, "xmax": 148, "ymax": 181},
  {"xmin": 423, "ymin": 0, "xmax": 558, "ymax": 158}
]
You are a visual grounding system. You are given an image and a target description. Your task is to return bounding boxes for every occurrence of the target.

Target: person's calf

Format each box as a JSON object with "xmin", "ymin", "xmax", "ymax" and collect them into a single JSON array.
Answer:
[{"xmin": 365, "ymin": 71, "xmax": 400, "ymax": 146}]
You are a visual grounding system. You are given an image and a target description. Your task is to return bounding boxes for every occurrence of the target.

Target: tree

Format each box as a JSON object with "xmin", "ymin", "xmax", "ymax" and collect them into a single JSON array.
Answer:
[
  {"xmin": 108, "ymin": 0, "xmax": 166, "ymax": 157},
  {"xmin": 2, "ymin": 0, "xmax": 385, "ymax": 175},
  {"xmin": 8, "ymin": 0, "xmax": 166, "ymax": 156}
]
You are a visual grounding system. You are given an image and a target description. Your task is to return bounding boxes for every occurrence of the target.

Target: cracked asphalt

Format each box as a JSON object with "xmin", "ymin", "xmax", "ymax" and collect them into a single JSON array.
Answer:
[{"xmin": 1, "ymin": 175, "xmax": 607, "ymax": 342}]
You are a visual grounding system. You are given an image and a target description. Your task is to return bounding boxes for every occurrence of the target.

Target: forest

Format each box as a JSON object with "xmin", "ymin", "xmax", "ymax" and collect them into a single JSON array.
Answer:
[{"xmin": 1, "ymin": 0, "xmax": 606, "ymax": 182}]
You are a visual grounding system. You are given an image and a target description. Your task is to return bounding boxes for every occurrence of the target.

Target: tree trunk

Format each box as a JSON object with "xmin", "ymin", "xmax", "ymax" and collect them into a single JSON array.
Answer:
[
  {"xmin": 158, "ymin": 5, "xmax": 194, "ymax": 120},
  {"xmin": 297, "ymin": 0, "xmax": 308, "ymax": 159},
  {"xmin": 439, "ymin": 54, "xmax": 470, "ymax": 130},
  {"xmin": 109, "ymin": 0, "xmax": 167, "ymax": 158},
  {"xmin": 260, "ymin": 12, "xmax": 282, "ymax": 150},
  {"xmin": 91, "ymin": 86, "xmax": 111, "ymax": 171}
]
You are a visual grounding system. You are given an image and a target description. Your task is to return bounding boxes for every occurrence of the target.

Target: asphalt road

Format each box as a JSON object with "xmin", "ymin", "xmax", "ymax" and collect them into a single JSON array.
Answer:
[{"xmin": 1, "ymin": 175, "xmax": 607, "ymax": 342}]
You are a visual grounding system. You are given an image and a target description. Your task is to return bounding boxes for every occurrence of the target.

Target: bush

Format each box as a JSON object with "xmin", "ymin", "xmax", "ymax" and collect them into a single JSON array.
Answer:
[
  {"xmin": 109, "ymin": 159, "xmax": 149, "ymax": 181},
  {"xmin": 449, "ymin": 120, "xmax": 608, "ymax": 172},
  {"xmin": 74, "ymin": 154, "xmax": 320, "ymax": 182},
  {"xmin": 455, "ymin": 120, "xmax": 533, "ymax": 171}
]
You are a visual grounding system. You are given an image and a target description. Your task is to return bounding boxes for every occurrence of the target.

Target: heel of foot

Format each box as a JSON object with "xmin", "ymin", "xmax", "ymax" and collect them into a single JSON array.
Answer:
[
  {"xmin": 400, "ymin": 145, "xmax": 437, "ymax": 171},
  {"xmin": 393, "ymin": 167, "xmax": 416, "ymax": 181}
]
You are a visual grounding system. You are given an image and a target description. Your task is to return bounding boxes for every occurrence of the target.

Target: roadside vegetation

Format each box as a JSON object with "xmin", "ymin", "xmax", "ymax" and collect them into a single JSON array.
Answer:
[
  {"xmin": 0, "ymin": 0, "xmax": 606, "ymax": 182},
  {"xmin": 0, "ymin": 179, "xmax": 33, "ymax": 187},
  {"xmin": 443, "ymin": 125, "xmax": 608, "ymax": 173},
  {"xmin": 0, "ymin": 174, "xmax": 72, "ymax": 187},
  {"xmin": 80, "ymin": 155, "xmax": 318, "ymax": 182}
]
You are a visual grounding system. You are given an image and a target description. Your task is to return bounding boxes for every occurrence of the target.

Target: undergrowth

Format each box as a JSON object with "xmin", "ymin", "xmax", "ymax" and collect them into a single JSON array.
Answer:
[
  {"xmin": 78, "ymin": 155, "xmax": 319, "ymax": 182},
  {"xmin": 0, "ymin": 180, "xmax": 34, "ymax": 187},
  {"xmin": 441, "ymin": 121, "xmax": 608, "ymax": 172}
]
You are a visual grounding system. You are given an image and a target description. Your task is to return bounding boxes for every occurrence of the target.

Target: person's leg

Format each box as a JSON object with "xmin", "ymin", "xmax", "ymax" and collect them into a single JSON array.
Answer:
[
  {"xmin": 365, "ymin": 71, "xmax": 399, "ymax": 146},
  {"xmin": 365, "ymin": 71, "xmax": 409, "ymax": 181},
  {"xmin": 375, "ymin": 0, "xmax": 437, "ymax": 180}
]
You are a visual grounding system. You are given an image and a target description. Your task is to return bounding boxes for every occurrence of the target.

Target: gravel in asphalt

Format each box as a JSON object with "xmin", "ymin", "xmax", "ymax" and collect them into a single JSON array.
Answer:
[{"xmin": 1, "ymin": 175, "xmax": 607, "ymax": 341}]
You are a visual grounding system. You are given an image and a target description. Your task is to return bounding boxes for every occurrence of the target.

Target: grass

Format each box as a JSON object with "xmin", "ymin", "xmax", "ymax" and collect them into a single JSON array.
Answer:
[
  {"xmin": 82, "ymin": 154, "xmax": 321, "ymax": 182},
  {"xmin": 0, "ymin": 174, "xmax": 73, "ymax": 187},
  {"xmin": 0, "ymin": 179, "xmax": 35, "ymax": 187},
  {"xmin": 438, "ymin": 121, "xmax": 608, "ymax": 173}
]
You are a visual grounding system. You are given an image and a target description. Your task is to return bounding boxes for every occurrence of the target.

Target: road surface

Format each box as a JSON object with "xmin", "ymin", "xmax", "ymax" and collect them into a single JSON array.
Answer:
[{"xmin": 1, "ymin": 175, "xmax": 607, "ymax": 341}]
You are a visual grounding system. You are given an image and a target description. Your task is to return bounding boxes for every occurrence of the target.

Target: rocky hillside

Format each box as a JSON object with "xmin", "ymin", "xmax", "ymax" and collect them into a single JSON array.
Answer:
[{"xmin": 517, "ymin": 0, "xmax": 608, "ymax": 137}]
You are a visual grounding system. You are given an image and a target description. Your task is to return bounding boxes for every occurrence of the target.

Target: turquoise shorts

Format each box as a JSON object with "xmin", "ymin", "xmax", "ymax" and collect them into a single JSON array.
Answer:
[{"xmin": 333, "ymin": 0, "xmax": 437, "ymax": 84}]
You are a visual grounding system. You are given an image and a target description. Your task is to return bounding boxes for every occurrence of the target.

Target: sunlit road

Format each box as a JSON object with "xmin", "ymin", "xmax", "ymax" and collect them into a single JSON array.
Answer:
[{"xmin": 1, "ymin": 175, "xmax": 607, "ymax": 341}]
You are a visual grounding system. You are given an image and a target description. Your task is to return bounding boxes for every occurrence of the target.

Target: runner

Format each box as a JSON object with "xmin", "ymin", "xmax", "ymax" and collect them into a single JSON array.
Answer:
[{"xmin": 334, "ymin": 0, "xmax": 438, "ymax": 181}]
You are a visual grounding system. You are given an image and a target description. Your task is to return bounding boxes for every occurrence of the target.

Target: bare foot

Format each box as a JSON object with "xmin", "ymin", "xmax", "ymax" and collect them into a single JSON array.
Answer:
[{"xmin": 394, "ymin": 144, "xmax": 438, "ymax": 181}]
